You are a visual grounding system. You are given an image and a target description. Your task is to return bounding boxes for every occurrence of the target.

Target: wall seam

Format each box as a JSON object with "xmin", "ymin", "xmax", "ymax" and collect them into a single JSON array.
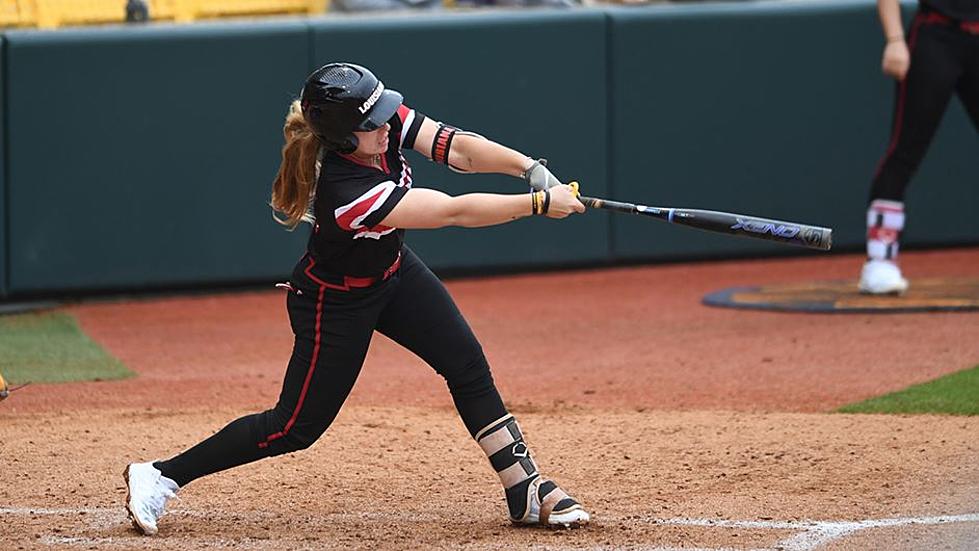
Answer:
[
  {"xmin": 603, "ymin": 12, "xmax": 615, "ymax": 263},
  {"xmin": 2, "ymin": 34, "xmax": 9, "ymax": 299},
  {"xmin": 307, "ymin": 21, "xmax": 316, "ymax": 74}
]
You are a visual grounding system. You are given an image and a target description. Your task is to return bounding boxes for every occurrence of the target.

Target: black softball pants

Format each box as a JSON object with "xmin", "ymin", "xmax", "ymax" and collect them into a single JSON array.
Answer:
[
  {"xmin": 870, "ymin": 12, "xmax": 979, "ymax": 202},
  {"xmin": 155, "ymin": 247, "xmax": 506, "ymax": 487}
]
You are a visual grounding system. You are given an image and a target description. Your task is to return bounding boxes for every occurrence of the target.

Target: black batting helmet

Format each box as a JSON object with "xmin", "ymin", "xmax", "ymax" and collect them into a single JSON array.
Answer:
[{"xmin": 300, "ymin": 63, "xmax": 403, "ymax": 154}]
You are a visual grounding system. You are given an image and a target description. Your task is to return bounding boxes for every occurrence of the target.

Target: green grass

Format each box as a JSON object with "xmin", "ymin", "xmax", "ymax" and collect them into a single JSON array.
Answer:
[
  {"xmin": 0, "ymin": 311, "xmax": 133, "ymax": 384},
  {"xmin": 838, "ymin": 364, "xmax": 979, "ymax": 416}
]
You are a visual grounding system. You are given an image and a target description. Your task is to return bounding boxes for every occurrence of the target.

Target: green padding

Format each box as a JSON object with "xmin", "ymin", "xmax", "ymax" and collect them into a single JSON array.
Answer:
[
  {"xmin": 0, "ymin": 35, "xmax": 6, "ymax": 298},
  {"xmin": 312, "ymin": 11, "xmax": 610, "ymax": 271},
  {"xmin": 608, "ymin": 1, "xmax": 978, "ymax": 260},
  {"xmin": 5, "ymin": 22, "xmax": 311, "ymax": 294}
]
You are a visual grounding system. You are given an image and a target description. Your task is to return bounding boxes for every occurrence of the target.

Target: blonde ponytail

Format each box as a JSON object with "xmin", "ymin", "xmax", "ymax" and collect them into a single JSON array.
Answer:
[{"xmin": 271, "ymin": 100, "xmax": 321, "ymax": 229}]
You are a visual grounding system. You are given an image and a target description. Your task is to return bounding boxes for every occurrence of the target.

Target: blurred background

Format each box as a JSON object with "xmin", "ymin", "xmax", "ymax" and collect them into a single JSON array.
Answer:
[{"xmin": 0, "ymin": 0, "xmax": 975, "ymax": 302}]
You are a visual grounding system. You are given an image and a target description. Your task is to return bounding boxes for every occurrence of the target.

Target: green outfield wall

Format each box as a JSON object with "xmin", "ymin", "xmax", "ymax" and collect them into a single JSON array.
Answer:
[
  {"xmin": 1, "ymin": 36, "xmax": 6, "ymax": 298},
  {"xmin": 0, "ymin": 1, "xmax": 975, "ymax": 298},
  {"xmin": 3, "ymin": 22, "xmax": 311, "ymax": 296},
  {"xmin": 608, "ymin": 0, "xmax": 978, "ymax": 259}
]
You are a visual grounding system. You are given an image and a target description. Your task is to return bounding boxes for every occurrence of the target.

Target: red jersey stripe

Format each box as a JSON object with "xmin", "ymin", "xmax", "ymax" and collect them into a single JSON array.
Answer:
[{"xmin": 336, "ymin": 188, "xmax": 386, "ymax": 230}]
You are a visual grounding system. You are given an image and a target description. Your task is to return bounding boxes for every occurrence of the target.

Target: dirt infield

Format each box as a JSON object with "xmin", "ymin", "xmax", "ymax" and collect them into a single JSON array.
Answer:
[{"xmin": 2, "ymin": 248, "xmax": 978, "ymax": 550}]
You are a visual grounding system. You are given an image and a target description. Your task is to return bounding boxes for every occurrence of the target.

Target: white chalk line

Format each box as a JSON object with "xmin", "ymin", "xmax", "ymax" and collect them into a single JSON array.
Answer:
[
  {"xmin": 0, "ymin": 506, "xmax": 436, "ymax": 523},
  {"xmin": 37, "ymin": 535, "xmax": 314, "ymax": 550},
  {"xmin": 649, "ymin": 513, "xmax": 979, "ymax": 551},
  {"xmin": 3, "ymin": 507, "xmax": 978, "ymax": 551}
]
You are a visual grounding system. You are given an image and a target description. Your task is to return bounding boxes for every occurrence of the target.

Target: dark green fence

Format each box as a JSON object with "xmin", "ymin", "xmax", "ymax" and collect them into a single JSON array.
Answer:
[
  {"xmin": 310, "ymin": 11, "xmax": 610, "ymax": 271},
  {"xmin": 3, "ymin": 22, "xmax": 311, "ymax": 297},
  {"xmin": 608, "ymin": 1, "xmax": 978, "ymax": 259},
  {"xmin": 1, "ymin": 36, "xmax": 6, "ymax": 298},
  {"xmin": 0, "ymin": 2, "xmax": 975, "ymax": 299}
]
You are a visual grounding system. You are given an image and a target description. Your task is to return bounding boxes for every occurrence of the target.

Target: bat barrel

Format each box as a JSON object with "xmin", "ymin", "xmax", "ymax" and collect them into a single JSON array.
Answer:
[{"xmin": 668, "ymin": 209, "xmax": 833, "ymax": 251}]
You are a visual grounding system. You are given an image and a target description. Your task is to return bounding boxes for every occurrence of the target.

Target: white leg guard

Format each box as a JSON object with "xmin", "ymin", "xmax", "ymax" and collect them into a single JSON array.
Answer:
[
  {"xmin": 861, "ymin": 199, "xmax": 909, "ymax": 294},
  {"xmin": 475, "ymin": 414, "xmax": 589, "ymax": 527},
  {"xmin": 866, "ymin": 199, "xmax": 905, "ymax": 262}
]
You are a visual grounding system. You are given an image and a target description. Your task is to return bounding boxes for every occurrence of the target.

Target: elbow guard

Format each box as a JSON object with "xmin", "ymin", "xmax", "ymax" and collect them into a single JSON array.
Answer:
[
  {"xmin": 432, "ymin": 124, "xmax": 488, "ymax": 174},
  {"xmin": 431, "ymin": 123, "xmax": 458, "ymax": 165}
]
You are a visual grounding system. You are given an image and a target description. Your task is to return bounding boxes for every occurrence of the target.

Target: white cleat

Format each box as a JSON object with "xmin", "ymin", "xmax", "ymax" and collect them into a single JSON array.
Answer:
[
  {"xmin": 546, "ymin": 505, "xmax": 591, "ymax": 528},
  {"xmin": 512, "ymin": 477, "xmax": 590, "ymax": 528},
  {"xmin": 124, "ymin": 462, "xmax": 179, "ymax": 536},
  {"xmin": 859, "ymin": 260, "xmax": 909, "ymax": 295}
]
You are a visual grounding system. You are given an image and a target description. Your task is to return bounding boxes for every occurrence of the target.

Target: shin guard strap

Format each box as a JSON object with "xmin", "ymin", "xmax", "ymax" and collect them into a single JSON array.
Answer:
[
  {"xmin": 477, "ymin": 415, "xmax": 541, "ymax": 521},
  {"xmin": 476, "ymin": 415, "xmax": 539, "ymax": 489}
]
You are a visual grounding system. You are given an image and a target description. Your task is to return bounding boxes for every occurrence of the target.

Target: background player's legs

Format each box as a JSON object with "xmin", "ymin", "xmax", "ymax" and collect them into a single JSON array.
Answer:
[
  {"xmin": 127, "ymin": 283, "xmax": 383, "ymax": 534},
  {"xmin": 953, "ymin": 35, "xmax": 979, "ymax": 130},
  {"xmin": 861, "ymin": 198, "xmax": 909, "ymax": 294},
  {"xmin": 871, "ymin": 24, "xmax": 960, "ymax": 201},
  {"xmin": 863, "ymin": 23, "xmax": 962, "ymax": 294},
  {"xmin": 376, "ymin": 248, "xmax": 588, "ymax": 526}
]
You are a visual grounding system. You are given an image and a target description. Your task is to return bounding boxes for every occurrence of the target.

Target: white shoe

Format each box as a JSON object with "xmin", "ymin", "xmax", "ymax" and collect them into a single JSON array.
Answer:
[
  {"xmin": 124, "ymin": 462, "xmax": 179, "ymax": 535},
  {"xmin": 511, "ymin": 477, "xmax": 590, "ymax": 528},
  {"xmin": 859, "ymin": 260, "xmax": 909, "ymax": 295}
]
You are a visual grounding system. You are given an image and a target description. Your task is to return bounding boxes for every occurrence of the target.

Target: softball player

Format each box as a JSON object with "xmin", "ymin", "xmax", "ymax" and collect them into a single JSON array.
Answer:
[
  {"xmin": 124, "ymin": 62, "xmax": 589, "ymax": 535},
  {"xmin": 861, "ymin": 0, "xmax": 979, "ymax": 294}
]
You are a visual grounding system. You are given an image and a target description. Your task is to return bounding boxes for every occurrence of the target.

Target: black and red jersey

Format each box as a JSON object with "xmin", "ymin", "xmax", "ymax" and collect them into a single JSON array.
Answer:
[
  {"xmin": 920, "ymin": 0, "xmax": 979, "ymax": 21},
  {"xmin": 307, "ymin": 104, "xmax": 426, "ymax": 278}
]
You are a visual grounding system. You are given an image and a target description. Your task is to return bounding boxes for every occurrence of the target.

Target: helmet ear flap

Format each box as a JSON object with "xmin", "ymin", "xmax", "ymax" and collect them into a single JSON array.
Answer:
[
  {"xmin": 339, "ymin": 134, "xmax": 358, "ymax": 154},
  {"xmin": 319, "ymin": 134, "xmax": 358, "ymax": 154}
]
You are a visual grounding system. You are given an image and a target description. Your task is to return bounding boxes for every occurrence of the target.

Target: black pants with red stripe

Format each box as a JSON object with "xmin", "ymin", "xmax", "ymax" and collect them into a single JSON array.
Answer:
[
  {"xmin": 870, "ymin": 12, "xmax": 979, "ymax": 202},
  {"xmin": 155, "ymin": 247, "xmax": 506, "ymax": 487}
]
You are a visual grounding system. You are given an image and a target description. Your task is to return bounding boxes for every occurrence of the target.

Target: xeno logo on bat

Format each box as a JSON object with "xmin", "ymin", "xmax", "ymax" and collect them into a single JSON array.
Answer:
[{"xmin": 729, "ymin": 218, "xmax": 801, "ymax": 239}]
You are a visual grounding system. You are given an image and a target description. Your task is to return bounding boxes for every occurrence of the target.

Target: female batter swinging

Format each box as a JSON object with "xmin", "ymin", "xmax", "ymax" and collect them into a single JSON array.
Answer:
[{"xmin": 123, "ymin": 62, "xmax": 589, "ymax": 534}]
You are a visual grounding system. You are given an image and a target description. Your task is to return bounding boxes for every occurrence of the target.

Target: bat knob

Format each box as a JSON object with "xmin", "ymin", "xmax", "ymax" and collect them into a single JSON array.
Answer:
[{"xmin": 568, "ymin": 181, "xmax": 580, "ymax": 197}]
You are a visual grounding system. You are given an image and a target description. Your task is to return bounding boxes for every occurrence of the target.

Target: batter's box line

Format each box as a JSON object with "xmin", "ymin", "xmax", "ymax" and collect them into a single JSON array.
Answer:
[
  {"xmin": 642, "ymin": 513, "xmax": 979, "ymax": 551},
  {"xmin": 3, "ymin": 508, "xmax": 978, "ymax": 551}
]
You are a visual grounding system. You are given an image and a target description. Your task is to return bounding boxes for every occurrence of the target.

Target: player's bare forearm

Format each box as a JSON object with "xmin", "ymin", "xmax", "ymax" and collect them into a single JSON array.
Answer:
[
  {"xmin": 380, "ymin": 188, "xmax": 531, "ymax": 229},
  {"xmin": 445, "ymin": 192, "xmax": 533, "ymax": 227},
  {"xmin": 449, "ymin": 134, "xmax": 532, "ymax": 178},
  {"xmin": 877, "ymin": 0, "xmax": 905, "ymax": 41}
]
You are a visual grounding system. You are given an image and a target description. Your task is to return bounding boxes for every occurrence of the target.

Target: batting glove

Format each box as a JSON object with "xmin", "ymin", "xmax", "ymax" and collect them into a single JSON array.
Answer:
[{"xmin": 523, "ymin": 158, "xmax": 562, "ymax": 191}]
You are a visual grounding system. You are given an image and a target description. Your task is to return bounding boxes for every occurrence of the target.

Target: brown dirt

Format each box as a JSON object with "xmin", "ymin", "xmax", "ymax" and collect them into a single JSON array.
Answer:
[{"xmin": 2, "ymin": 248, "xmax": 978, "ymax": 550}]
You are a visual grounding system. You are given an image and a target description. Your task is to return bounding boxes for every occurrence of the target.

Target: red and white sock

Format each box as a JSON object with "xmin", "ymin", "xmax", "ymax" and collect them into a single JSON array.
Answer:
[{"xmin": 866, "ymin": 199, "xmax": 904, "ymax": 262}]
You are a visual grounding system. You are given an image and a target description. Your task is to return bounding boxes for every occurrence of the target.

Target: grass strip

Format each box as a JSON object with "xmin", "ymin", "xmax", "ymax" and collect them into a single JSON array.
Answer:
[
  {"xmin": 0, "ymin": 311, "xmax": 133, "ymax": 384},
  {"xmin": 838, "ymin": 365, "xmax": 979, "ymax": 416}
]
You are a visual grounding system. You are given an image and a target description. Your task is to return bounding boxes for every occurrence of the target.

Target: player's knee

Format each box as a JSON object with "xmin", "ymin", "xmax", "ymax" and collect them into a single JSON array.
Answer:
[
  {"xmin": 262, "ymin": 412, "xmax": 332, "ymax": 455},
  {"xmin": 280, "ymin": 429, "xmax": 322, "ymax": 452},
  {"xmin": 445, "ymin": 353, "xmax": 496, "ymax": 399},
  {"xmin": 272, "ymin": 422, "xmax": 328, "ymax": 453}
]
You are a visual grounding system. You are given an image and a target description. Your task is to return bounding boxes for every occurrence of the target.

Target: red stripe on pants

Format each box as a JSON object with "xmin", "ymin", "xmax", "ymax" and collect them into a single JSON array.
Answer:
[{"xmin": 258, "ymin": 284, "xmax": 326, "ymax": 449}]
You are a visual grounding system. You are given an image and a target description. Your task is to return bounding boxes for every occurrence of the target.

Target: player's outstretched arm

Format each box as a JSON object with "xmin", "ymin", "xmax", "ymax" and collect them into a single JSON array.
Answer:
[
  {"xmin": 379, "ymin": 186, "xmax": 584, "ymax": 230},
  {"xmin": 411, "ymin": 117, "xmax": 560, "ymax": 189}
]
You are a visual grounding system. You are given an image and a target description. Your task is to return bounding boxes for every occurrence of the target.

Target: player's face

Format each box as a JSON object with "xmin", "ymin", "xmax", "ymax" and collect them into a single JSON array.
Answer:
[{"xmin": 353, "ymin": 123, "xmax": 390, "ymax": 157}]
